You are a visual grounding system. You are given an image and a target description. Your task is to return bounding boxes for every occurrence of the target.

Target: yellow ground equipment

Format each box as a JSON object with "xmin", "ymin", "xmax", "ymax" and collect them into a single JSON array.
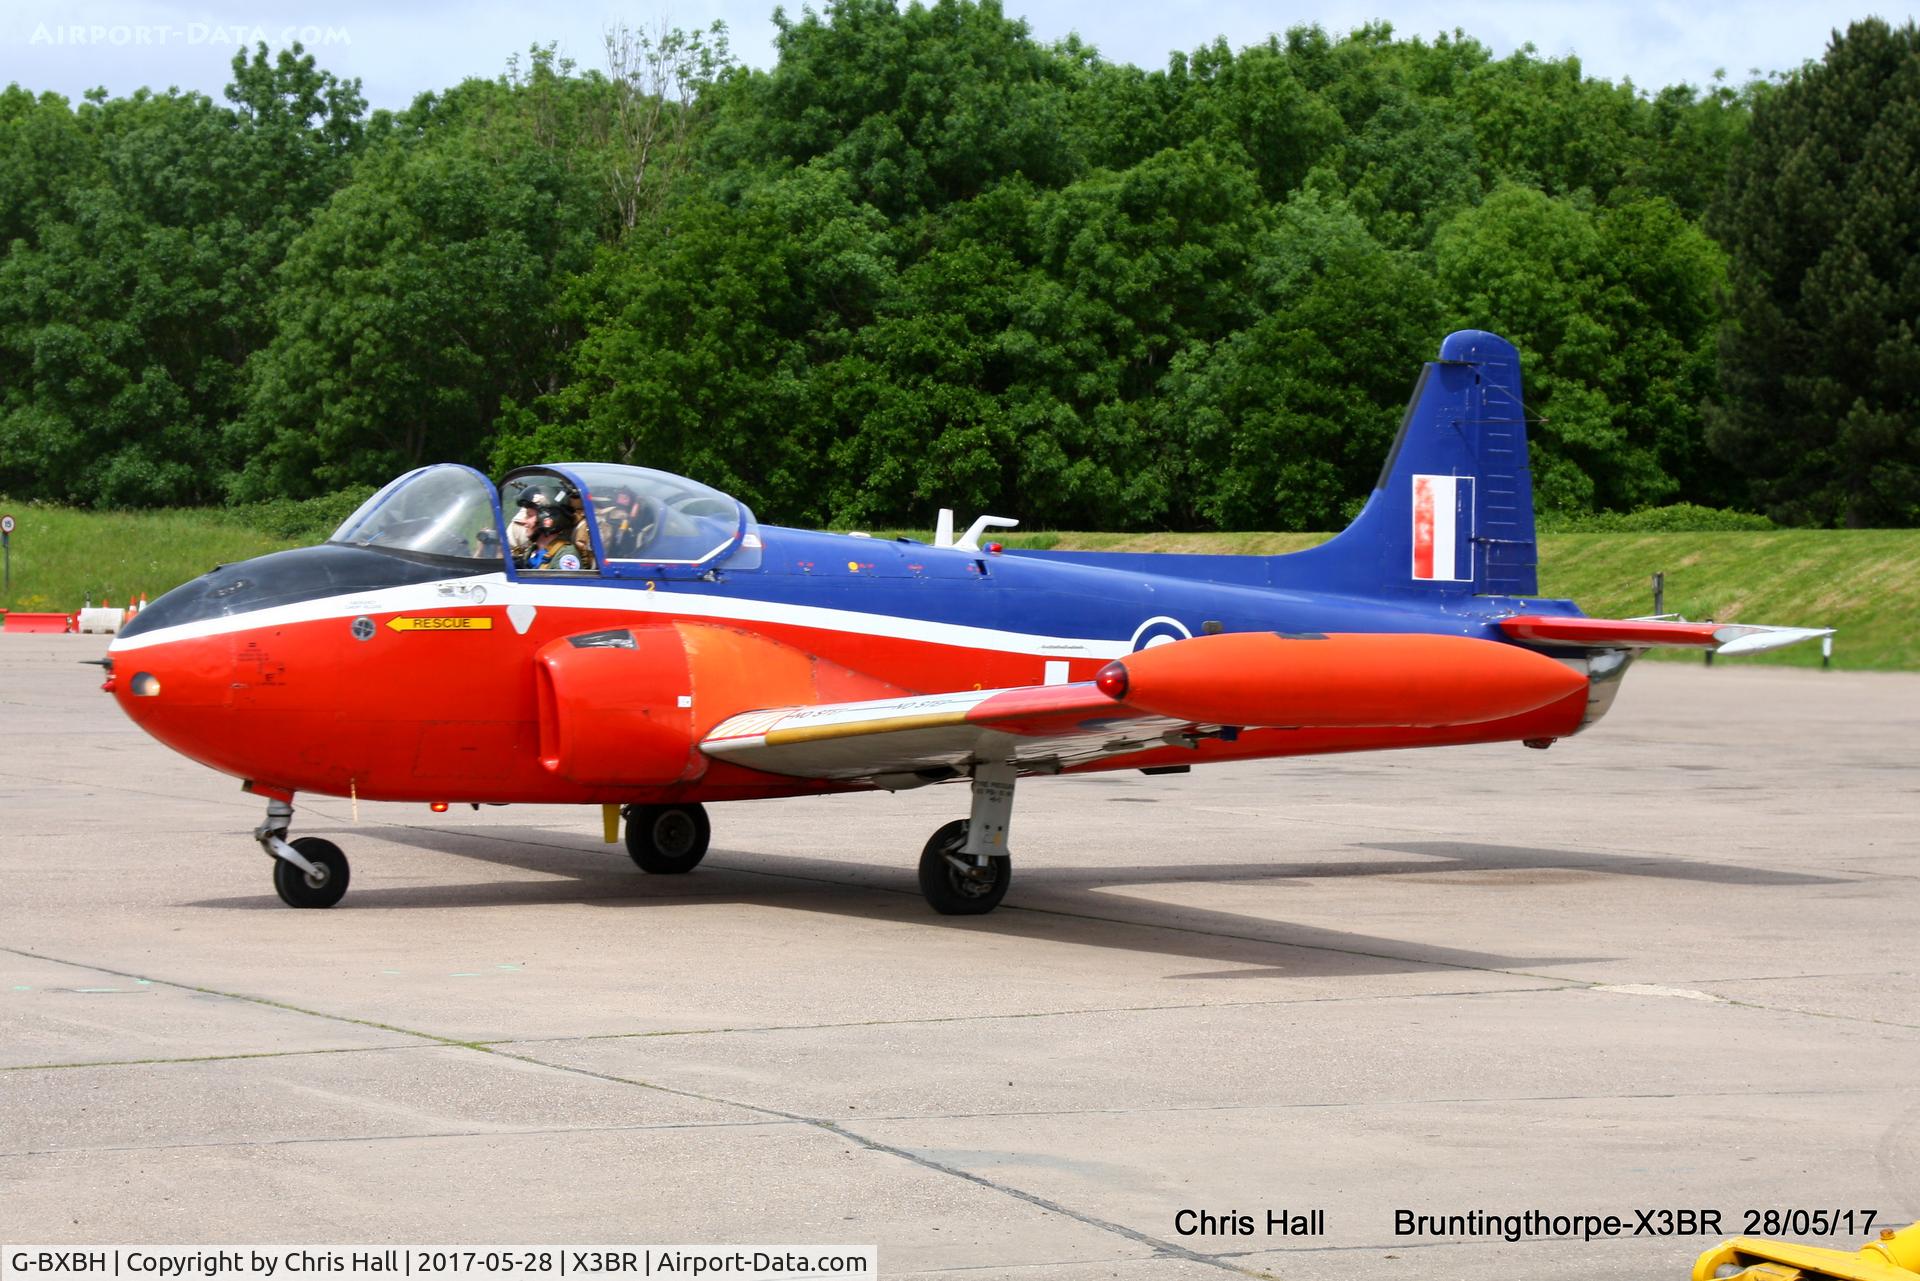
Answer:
[{"xmin": 1695, "ymin": 1222, "xmax": 1920, "ymax": 1280}]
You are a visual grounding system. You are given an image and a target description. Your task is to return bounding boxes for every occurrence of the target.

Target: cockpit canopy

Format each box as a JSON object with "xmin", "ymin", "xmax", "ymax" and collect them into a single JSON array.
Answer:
[
  {"xmin": 331, "ymin": 465, "xmax": 499, "ymax": 561},
  {"xmin": 329, "ymin": 462, "xmax": 762, "ymax": 574}
]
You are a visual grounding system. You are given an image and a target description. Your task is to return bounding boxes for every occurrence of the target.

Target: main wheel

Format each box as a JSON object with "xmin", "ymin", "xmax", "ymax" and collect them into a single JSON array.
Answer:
[
  {"xmin": 272, "ymin": 837, "xmax": 350, "ymax": 909},
  {"xmin": 624, "ymin": 803, "xmax": 710, "ymax": 874},
  {"xmin": 917, "ymin": 819, "xmax": 1010, "ymax": 915}
]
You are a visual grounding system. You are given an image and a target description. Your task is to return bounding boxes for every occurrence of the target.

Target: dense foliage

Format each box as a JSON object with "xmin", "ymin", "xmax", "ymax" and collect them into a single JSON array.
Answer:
[
  {"xmin": 1, "ymin": 6, "xmax": 1913, "ymax": 529},
  {"xmin": 1708, "ymin": 18, "xmax": 1920, "ymax": 527}
]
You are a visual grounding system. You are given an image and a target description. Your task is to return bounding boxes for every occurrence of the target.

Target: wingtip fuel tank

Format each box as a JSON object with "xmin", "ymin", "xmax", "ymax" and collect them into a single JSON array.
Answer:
[{"xmin": 1096, "ymin": 631, "xmax": 1590, "ymax": 730}]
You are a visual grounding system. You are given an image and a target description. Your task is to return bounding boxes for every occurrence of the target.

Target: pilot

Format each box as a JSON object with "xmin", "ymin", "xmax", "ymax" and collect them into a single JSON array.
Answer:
[
  {"xmin": 602, "ymin": 487, "xmax": 648, "ymax": 556},
  {"xmin": 526, "ymin": 500, "xmax": 586, "ymax": 571},
  {"xmin": 507, "ymin": 491, "xmax": 543, "ymax": 566},
  {"xmin": 601, "ymin": 488, "xmax": 652, "ymax": 558}
]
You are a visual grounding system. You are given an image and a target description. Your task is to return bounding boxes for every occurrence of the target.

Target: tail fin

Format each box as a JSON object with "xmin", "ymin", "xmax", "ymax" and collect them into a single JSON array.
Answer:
[{"xmin": 1275, "ymin": 329, "xmax": 1538, "ymax": 598}]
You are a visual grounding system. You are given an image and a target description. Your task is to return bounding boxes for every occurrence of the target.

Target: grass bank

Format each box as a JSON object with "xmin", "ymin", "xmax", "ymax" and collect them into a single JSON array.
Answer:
[
  {"xmin": 3, "ymin": 505, "xmax": 1910, "ymax": 670},
  {"xmin": 0, "ymin": 492, "xmax": 366, "ymax": 615},
  {"xmin": 1536, "ymin": 530, "xmax": 1912, "ymax": 670},
  {"xmin": 0, "ymin": 507, "xmax": 302, "ymax": 614}
]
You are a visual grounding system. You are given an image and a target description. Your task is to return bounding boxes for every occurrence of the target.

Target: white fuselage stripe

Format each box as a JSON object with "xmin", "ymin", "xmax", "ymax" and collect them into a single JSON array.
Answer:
[{"xmin": 107, "ymin": 575, "xmax": 1134, "ymax": 661}]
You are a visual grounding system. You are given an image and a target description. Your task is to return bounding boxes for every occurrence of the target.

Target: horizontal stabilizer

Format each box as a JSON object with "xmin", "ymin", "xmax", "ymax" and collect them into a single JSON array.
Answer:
[
  {"xmin": 1501, "ymin": 615, "xmax": 1834, "ymax": 655},
  {"xmin": 1713, "ymin": 624, "xmax": 1837, "ymax": 655}
]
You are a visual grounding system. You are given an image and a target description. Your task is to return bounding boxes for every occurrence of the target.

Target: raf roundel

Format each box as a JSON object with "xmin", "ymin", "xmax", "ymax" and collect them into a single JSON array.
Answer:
[{"xmin": 1129, "ymin": 616, "xmax": 1193, "ymax": 652}]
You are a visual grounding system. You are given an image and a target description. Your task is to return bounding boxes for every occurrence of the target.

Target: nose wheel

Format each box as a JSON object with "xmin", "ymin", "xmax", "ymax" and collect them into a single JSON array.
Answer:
[
  {"xmin": 271, "ymin": 837, "xmax": 350, "ymax": 908},
  {"xmin": 255, "ymin": 795, "xmax": 351, "ymax": 908}
]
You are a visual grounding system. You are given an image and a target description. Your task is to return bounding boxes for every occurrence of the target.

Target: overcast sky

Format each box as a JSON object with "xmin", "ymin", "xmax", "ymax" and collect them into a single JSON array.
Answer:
[{"xmin": 3, "ymin": 1, "xmax": 1915, "ymax": 111}]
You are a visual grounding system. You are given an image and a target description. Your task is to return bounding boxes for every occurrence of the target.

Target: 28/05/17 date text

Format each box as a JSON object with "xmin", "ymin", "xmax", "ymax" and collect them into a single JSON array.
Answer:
[{"xmin": 1393, "ymin": 1208, "xmax": 1880, "ymax": 1242}]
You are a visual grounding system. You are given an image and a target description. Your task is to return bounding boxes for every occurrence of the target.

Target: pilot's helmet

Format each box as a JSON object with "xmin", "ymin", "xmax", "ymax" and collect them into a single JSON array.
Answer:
[{"xmin": 534, "ymin": 501, "xmax": 574, "ymax": 536}]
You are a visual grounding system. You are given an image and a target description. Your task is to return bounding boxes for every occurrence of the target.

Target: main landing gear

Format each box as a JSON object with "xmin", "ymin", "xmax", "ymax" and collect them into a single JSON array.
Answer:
[
  {"xmin": 256, "ymin": 796, "xmax": 350, "ymax": 909},
  {"xmin": 917, "ymin": 760, "xmax": 1016, "ymax": 916},
  {"xmin": 613, "ymin": 767, "xmax": 1021, "ymax": 916},
  {"xmin": 623, "ymin": 803, "xmax": 711, "ymax": 874}
]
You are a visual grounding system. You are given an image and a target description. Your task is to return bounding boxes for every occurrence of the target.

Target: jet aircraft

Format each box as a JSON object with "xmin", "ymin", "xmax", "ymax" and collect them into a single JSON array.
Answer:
[{"xmin": 103, "ymin": 331, "xmax": 1827, "ymax": 914}]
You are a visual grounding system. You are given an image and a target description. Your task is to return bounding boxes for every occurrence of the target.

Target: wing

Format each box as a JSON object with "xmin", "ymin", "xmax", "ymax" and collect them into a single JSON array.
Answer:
[
  {"xmin": 701, "ymin": 683, "xmax": 1190, "ymax": 784},
  {"xmin": 1499, "ymin": 615, "xmax": 1834, "ymax": 656},
  {"xmin": 701, "ymin": 632, "xmax": 1591, "ymax": 784}
]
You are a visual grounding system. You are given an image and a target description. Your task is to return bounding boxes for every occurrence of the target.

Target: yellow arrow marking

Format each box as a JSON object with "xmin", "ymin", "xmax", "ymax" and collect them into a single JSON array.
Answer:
[{"xmin": 386, "ymin": 616, "xmax": 493, "ymax": 632}]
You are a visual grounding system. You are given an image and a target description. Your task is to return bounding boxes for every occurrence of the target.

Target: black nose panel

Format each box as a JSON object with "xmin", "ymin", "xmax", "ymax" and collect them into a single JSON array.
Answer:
[{"xmin": 120, "ymin": 544, "xmax": 478, "ymax": 637}]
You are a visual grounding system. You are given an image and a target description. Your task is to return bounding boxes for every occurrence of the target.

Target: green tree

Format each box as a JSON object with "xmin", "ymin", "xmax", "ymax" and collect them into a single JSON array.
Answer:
[
  {"xmin": 1434, "ymin": 183, "xmax": 1724, "ymax": 513},
  {"xmin": 1168, "ymin": 39, "xmax": 1344, "ymax": 203},
  {"xmin": 1627, "ymin": 79, "xmax": 1754, "ymax": 219},
  {"xmin": 232, "ymin": 130, "xmax": 596, "ymax": 498},
  {"xmin": 0, "ymin": 86, "xmax": 98, "ymax": 247},
  {"xmin": 1708, "ymin": 18, "xmax": 1920, "ymax": 526},
  {"xmin": 1158, "ymin": 188, "xmax": 1443, "ymax": 529},
  {"xmin": 1057, "ymin": 49, "xmax": 1181, "ymax": 174},
  {"xmin": 0, "ymin": 8, "xmax": 1791, "ymax": 528},
  {"xmin": 0, "ymin": 46, "xmax": 365, "ymax": 505},
  {"xmin": 600, "ymin": 22, "xmax": 734, "ymax": 233},
  {"xmin": 500, "ymin": 163, "xmax": 895, "ymax": 523},
  {"xmin": 708, "ymin": 0, "xmax": 1076, "ymax": 215}
]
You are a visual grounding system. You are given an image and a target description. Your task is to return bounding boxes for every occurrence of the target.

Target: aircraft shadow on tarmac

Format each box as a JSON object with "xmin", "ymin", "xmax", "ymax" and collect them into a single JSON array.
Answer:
[
  {"xmin": 181, "ymin": 821, "xmax": 1844, "ymax": 977},
  {"xmin": 1358, "ymin": 841, "xmax": 1843, "ymax": 887}
]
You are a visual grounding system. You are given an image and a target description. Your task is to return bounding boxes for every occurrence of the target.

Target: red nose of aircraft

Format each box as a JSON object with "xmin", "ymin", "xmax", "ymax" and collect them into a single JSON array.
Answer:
[
  {"xmin": 107, "ymin": 621, "xmax": 267, "ymax": 784},
  {"xmin": 102, "ymin": 541, "xmax": 474, "ymax": 792},
  {"xmin": 102, "ymin": 548, "xmax": 378, "ymax": 789}
]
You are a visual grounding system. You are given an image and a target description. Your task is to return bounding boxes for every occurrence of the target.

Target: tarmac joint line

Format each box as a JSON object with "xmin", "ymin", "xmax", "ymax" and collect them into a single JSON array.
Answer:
[{"xmin": 475, "ymin": 1045, "xmax": 1266, "ymax": 1278}]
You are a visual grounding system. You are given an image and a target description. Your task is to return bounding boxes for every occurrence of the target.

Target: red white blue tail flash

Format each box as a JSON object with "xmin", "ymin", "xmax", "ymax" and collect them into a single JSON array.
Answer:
[{"xmin": 1411, "ymin": 474, "xmax": 1473, "ymax": 582}]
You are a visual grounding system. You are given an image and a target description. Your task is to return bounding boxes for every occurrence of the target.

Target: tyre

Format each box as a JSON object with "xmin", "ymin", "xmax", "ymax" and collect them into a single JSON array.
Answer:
[
  {"xmin": 272, "ymin": 836, "xmax": 350, "ymax": 909},
  {"xmin": 917, "ymin": 818, "xmax": 1010, "ymax": 915},
  {"xmin": 624, "ymin": 803, "xmax": 710, "ymax": 874}
]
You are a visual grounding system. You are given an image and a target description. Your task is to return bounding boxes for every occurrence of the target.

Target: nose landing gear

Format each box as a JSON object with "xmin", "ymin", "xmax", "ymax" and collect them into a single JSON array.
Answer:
[{"xmin": 255, "ymin": 795, "xmax": 350, "ymax": 908}]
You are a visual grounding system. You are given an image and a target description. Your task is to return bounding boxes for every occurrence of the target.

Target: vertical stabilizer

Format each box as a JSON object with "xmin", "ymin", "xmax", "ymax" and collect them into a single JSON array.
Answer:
[{"xmin": 1273, "ymin": 329, "xmax": 1538, "ymax": 598}]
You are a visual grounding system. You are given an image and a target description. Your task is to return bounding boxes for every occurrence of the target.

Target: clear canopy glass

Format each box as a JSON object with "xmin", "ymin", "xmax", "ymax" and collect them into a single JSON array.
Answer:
[
  {"xmin": 544, "ymin": 462, "xmax": 760, "ymax": 570},
  {"xmin": 329, "ymin": 465, "xmax": 502, "ymax": 561},
  {"xmin": 328, "ymin": 462, "xmax": 760, "ymax": 573}
]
